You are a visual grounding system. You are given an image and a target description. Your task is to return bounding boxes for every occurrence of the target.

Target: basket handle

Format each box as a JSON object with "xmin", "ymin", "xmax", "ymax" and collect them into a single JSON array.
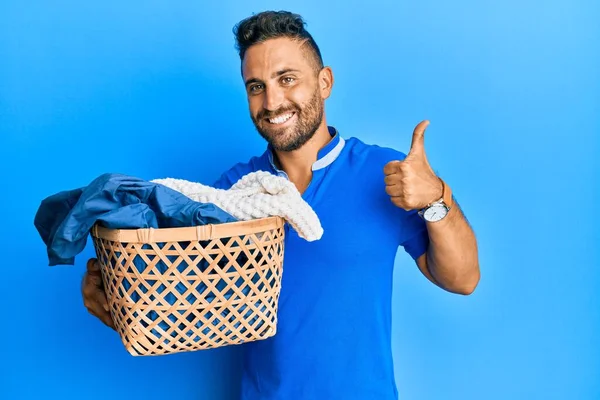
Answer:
[
  {"xmin": 195, "ymin": 224, "xmax": 214, "ymax": 240},
  {"xmin": 136, "ymin": 228, "xmax": 154, "ymax": 243}
]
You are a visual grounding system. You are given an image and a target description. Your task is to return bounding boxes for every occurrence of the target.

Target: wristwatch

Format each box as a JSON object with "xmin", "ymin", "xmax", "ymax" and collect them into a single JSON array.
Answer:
[{"xmin": 418, "ymin": 178, "xmax": 453, "ymax": 222}]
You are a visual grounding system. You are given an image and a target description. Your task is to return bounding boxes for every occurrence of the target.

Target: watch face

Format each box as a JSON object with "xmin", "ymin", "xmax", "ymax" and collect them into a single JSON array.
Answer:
[{"xmin": 423, "ymin": 204, "xmax": 448, "ymax": 222}]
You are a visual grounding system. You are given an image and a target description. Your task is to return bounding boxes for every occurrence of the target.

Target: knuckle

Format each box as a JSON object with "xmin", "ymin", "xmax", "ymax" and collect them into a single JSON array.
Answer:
[
  {"xmin": 386, "ymin": 161, "xmax": 399, "ymax": 173},
  {"xmin": 86, "ymin": 258, "xmax": 97, "ymax": 270}
]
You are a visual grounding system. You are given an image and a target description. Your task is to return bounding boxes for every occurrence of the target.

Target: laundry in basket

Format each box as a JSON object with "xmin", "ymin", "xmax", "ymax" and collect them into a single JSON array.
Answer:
[{"xmin": 34, "ymin": 172, "xmax": 322, "ymax": 355}]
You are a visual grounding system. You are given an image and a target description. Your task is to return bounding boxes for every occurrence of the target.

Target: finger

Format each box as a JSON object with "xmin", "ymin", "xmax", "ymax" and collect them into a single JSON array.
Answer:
[
  {"xmin": 408, "ymin": 120, "xmax": 430, "ymax": 158},
  {"xmin": 86, "ymin": 258, "xmax": 102, "ymax": 276},
  {"xmin": 384, "ymin": 175, "xmax": 397, "ymax": 186},
  {"xmin": 383, "ymin": 161, "xmax": 401, "ymax": 176},
  {"xmin": 84, "ymin": 270, "xmax": 103, "ymax": 290},
  {"xmin": 94, "ymin": 308, "xmax": 115, "ymax": 329},
  {"xmin": 392, "ymin": 198, "xmax": 412, "ymax": 211},
  {"xmin": 82, "ymin": 272, "xmax": 110, "ymax": 311},
  {"xmin": 385, "ymin": 184, "xmax": 402, "ymax": 197},
  {"xmin": 84, "ymin": 259, "xmax": 105, "ymax": 289},
  {"xmin": 389, "ymin": 196, "xmax": 410, "ymax": 211},
  {"xmin": 86, "ymin": 302, "xmax": 115, "ymax": 329},
  {"xmin": 384, "ymin": 174, "xmax": 406, "ymax": 187},
  {"xmin": 93, "ymin": 287, "xmax": 110, "ymax": 313}
]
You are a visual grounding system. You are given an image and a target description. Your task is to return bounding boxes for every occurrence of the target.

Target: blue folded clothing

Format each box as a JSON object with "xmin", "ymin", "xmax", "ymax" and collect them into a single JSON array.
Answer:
[{"xmin": 34, "ymin": 172, "xmax": 238, "ymax": 266}]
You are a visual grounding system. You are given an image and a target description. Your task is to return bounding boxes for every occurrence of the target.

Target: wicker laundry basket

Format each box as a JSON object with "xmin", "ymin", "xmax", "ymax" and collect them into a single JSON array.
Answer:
[{"xmin": 90, "ymin": 216, "xmax": 285, "ymax": 356}]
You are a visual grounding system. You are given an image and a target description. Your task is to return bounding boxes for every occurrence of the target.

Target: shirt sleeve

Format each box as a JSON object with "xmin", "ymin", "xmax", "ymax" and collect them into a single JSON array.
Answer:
[
  {"xmin": 374, "ymin": 146, "xmax": 430, "ymax": 260},
  {"xmin": 399, "ymin": 209, "xmax": 430, "ymax": 260}
]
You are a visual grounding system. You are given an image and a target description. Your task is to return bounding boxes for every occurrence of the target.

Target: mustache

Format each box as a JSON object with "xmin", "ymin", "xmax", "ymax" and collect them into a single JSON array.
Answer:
[{"xmin": 257, "ymin": 106, "xmax": 298, "ymax": 120}]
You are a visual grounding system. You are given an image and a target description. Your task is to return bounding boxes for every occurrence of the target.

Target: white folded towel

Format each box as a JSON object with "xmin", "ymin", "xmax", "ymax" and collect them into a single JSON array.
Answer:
[{"xmin": 151, "ymin": 171, "xmax": 323, "ymax": 241}]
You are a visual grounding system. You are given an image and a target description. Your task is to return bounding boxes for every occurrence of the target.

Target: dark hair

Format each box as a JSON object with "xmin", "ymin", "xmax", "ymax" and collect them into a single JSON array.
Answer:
[{"xmin": 233, "ymin": 11, "xmax": 324, "ymax": 71}]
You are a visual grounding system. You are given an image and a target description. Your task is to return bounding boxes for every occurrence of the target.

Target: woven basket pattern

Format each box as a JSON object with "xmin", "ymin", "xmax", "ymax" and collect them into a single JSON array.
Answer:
[{"xmin": 91, "ymin": 217, "xmax": 285, "ymax": 356}]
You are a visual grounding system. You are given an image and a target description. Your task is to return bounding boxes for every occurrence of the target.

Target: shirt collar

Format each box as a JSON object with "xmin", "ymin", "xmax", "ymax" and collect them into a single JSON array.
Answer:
[{"xmin": 266, "ymin": 126, "xmax": 345, "ymax": 173}]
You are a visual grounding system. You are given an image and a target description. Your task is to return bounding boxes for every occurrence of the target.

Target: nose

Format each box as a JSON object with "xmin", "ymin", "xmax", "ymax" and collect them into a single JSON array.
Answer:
[{"xmin": 263, "ymin": 86, "xmax": 284, "ymax": 111}]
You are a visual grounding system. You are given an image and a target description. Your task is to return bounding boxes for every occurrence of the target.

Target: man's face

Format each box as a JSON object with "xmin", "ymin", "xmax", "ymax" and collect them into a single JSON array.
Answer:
[{"xmin": 242, "ymin": 37, "xmax": 326, "ymax": 152}]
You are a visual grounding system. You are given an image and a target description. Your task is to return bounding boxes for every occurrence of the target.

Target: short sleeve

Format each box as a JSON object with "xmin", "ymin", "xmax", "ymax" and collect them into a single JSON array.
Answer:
[
  {"xmin": 370, "ymin": 144, "xmax": 430, "ymax": 260},
  {"xmin": 399, "ymin": 209, "xmax": 429, "ymax": 260}
]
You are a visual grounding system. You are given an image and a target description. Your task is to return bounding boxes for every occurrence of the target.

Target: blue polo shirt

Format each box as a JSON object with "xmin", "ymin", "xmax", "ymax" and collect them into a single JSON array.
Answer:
[{"xmin": 213, "ymin": 126, "xmax": 430, "ymax": 400}]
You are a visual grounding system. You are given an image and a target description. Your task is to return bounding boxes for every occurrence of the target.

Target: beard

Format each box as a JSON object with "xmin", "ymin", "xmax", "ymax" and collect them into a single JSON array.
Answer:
[{"xmin": 251, "ymin": 88, "xmax": 324, "ymax": 152}]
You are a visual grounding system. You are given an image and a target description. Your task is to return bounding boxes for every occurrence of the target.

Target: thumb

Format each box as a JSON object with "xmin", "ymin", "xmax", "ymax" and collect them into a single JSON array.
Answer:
[{"xmin": 408, "ymin": 120, "xmax": 430, "ymax": 158}]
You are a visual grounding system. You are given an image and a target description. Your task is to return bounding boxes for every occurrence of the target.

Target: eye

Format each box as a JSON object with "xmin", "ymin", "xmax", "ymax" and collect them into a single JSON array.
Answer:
[
  {"xmin": 281, "ymin": 76, "xmax": 295, "ymax": 85},
  {"xmin": 249, "ymin": 84, "xmax": 264, "ymax": 94}
]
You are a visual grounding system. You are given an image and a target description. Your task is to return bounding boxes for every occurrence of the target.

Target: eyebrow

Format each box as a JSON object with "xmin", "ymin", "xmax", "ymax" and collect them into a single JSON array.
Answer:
[{"xmin": 245, "ymin": 68, "xmax": 301, "ymax": 86}]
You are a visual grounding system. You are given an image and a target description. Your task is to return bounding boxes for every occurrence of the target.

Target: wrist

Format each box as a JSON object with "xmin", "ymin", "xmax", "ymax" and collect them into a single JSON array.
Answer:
[
  {"xmin": 419, "ymin": 178, "xmax": 454, "ymax": 223},
  {"xmin": 428, "ymin": 177, "xmax": 452, "ymax": 208}
]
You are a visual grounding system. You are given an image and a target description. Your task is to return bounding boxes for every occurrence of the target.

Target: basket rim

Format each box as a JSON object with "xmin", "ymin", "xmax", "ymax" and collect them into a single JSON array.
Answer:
[{"xmin": 91, "ymin": 216, "xmax": 285, "ymax": 243}]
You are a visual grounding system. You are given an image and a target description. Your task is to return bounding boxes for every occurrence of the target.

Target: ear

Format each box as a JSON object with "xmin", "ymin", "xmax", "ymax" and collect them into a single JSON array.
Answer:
[{"xmin": 318, "ymin": 66, "xmax": 334, "ymax": 99}]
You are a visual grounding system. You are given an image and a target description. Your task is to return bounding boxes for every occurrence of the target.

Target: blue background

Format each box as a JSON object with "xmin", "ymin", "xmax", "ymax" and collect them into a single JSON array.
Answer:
[{"xmin": 1, "ymin": 1, "xmax": 598, "ymax": 399}]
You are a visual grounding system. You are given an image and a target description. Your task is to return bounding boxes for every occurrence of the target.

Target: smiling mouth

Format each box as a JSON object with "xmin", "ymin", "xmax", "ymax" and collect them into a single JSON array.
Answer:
[{"xmin": 266, "ymin": 112, "xmax": 296, "ymax": 125}]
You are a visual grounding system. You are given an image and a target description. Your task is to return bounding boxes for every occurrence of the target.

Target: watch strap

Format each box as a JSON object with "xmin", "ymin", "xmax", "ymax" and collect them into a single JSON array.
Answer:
[
  {"xmin": 439, "ymin": 178, "xmax": 453, "ymax": 208},
  {"xmin": 418, "ymin": 178, "xmax": 453, "ymax": 218}
]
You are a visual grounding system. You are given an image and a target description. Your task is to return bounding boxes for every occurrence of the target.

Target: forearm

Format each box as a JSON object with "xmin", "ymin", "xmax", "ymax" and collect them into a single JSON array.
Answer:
[{"xmin": 425, "ymin": 199, "xmax": 480, "ymax": 295}]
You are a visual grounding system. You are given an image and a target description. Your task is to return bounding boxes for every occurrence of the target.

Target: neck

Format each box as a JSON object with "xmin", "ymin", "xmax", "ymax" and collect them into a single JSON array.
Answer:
[{"xmin": 273, "ymin": 121, "xmax": 332, "ymax": 193}]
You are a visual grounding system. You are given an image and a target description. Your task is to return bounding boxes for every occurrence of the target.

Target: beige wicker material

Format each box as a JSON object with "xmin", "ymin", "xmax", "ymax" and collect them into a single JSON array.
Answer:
[{"xmin": 90, "ymin": 216, "xmax": 285, "ymax": 356}]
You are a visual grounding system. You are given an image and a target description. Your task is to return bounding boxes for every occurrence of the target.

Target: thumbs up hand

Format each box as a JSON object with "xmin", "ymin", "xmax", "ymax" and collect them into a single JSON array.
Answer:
[{"xmin": 384, "ymin": 120, "xmax": 444, "ymax": 211}]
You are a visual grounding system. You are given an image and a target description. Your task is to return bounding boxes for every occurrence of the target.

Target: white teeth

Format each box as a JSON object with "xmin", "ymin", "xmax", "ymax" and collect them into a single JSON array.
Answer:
[{"xmin": 269, "ymin": 113, "xmax": 293, "ymax": 124}]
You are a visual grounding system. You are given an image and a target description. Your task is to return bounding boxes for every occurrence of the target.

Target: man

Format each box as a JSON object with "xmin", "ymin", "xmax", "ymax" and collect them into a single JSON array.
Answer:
[{"xmin": 82, "ymin": 10, "xmax": 480, "ymax": 400}]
